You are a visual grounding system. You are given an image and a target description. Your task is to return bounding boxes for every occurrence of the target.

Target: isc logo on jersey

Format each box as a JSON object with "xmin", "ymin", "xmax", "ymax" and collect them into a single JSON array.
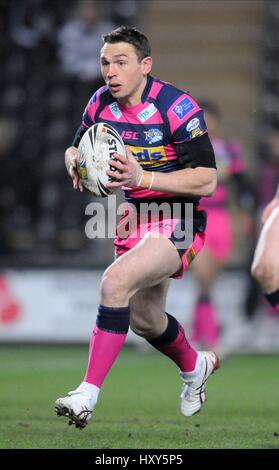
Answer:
[{"xmin": 129, "ymin": 145, "xmax": 167, "ymax": 166}]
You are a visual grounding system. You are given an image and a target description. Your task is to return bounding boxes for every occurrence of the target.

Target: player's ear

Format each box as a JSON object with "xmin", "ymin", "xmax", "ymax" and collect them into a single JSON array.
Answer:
[{"xmin": 141, "ymin": 56, "xmax": 152, "ymax": 75}]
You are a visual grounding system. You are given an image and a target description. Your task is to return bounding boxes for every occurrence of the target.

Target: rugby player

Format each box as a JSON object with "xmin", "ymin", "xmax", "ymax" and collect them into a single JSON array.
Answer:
[
  {"xmin": 251, "ymin": 182, "xmax": 279, "ymax": 313},
  {"xmin": 55, "ymin": 26, "xmax": 219, "ymax": 429}
]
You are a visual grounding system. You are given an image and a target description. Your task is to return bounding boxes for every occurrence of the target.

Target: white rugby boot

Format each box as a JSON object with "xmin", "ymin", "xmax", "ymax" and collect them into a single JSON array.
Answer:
[
  {"xmin": 180, "ymin": 351, "xmax": 219, "ymax": 417},
  {"xmin": 55, "ymin": 384, "xmax": 99, "ymax": 430}
]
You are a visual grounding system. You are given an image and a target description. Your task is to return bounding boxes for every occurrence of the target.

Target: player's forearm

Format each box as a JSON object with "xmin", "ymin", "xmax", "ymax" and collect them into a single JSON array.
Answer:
[{"xmin": 142, "ymin": 167, "xmax": 217, "ymax": 197}]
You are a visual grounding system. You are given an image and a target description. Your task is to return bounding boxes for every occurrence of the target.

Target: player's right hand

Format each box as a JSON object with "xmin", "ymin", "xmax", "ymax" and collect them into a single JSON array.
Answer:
[
  {"xmin": 106, "ymin": 146, "xmax": 143, "ymax": 188},
  {"xmin": 65, "ymin": 146, "xmax": 83, "ymax": 192}
]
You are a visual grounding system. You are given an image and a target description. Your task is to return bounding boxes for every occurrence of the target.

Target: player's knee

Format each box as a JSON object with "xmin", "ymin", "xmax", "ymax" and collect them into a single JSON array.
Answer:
[
  {"xmin": 100, "ymin": 269, "xmax": 129, "ymax": 304},
  {"xmin": 251, "ymin": 260, "xmax": 277, "ymax": 291}
]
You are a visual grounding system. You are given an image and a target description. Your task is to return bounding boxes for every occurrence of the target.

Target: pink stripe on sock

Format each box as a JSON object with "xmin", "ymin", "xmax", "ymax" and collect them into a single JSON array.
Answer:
[
  {"xmin": 158, "ymin": 324, "xmax": 197, "ymax": 372},
  {"xmin": 84, "ymin": 326, "xmax": 127, "ymax": 387}
]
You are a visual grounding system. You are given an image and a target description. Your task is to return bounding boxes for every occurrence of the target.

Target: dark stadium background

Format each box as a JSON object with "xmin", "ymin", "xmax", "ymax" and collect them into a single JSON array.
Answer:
[{"xmin": 0, "ymin": 0, "xmax": 279, "ymax": 451}]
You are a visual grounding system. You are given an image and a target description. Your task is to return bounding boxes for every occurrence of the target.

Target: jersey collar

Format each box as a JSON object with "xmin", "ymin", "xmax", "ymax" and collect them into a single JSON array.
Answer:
[{"xmin": 141, "ymin": 75, "xmax": 154, "ymax": 103}]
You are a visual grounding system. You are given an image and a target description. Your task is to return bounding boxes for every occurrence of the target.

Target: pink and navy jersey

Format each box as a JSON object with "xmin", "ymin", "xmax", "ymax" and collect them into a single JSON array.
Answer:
[
  {"xmin": 201, "ymin": 136, "xmax": 245, "ymax": 208},
  {"xmin": 81, "ymin": 75, "xmax": 208, "ymax": 203}
]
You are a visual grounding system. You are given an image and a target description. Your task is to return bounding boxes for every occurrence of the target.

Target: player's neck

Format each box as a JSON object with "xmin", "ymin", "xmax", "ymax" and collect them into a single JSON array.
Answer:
[{"xmin": 118, "ymin": 77, "xmax": 148, "ymax": 108}]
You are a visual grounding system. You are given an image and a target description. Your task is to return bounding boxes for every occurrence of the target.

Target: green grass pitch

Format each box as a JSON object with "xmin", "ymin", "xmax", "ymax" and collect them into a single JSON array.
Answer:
[{"xmin": 0, "ymin": 345, "xmax": 278, "ymax": 449}]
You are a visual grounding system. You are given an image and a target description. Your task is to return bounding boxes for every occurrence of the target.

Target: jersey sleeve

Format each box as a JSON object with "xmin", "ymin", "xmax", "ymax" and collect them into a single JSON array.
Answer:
[
  {"xmin": 167, "ymin": 94, "xmax": 208, "ymax": 144},
  {"xmin": 81, "ymin": 91, "xmax": 98, "ymax": 128},
  {"xmin": 81, "ymin": 84, "xmax": 107, "ymax": 128}
]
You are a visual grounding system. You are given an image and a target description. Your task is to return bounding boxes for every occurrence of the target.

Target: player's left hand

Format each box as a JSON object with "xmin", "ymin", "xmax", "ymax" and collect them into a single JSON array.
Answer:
[{"xmin": 106, "ymin": 146, "xmax": 143, "ymax": 188}]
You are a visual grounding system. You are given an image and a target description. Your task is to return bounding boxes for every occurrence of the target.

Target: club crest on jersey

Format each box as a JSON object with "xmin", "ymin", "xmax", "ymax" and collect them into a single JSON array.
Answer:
[
  {"xmin": 137, "ymin": 103, "xmax": 157, "ymax": 122},
  {"xmin": 186, "ymin": 117, "xmax": 200, "ymax": 132},
  {"xmin": 144, "ymin": 129, "xmax": 163, "ymax": 144},
  {"xmin": 109, "ymin": 102, "xmax": 122, "ymax": 120},
  {"xmin": 172, "ymin": 97, "xmax": 194, "ymax": 120}
]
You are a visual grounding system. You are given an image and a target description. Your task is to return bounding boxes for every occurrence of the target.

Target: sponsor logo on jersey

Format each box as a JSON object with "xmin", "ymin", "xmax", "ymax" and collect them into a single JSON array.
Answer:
[
  {"xmin": 191, "ymin": 128, "xmax": 203, "ymax": 139},
  {"xmin": 186, "ymin": 117, "xmax": 200, "ymax": 132},
  {"xmin": 121, "ymin": 130, "xmax": 139, "ymax": 140},
  {"xmin": 144, "ymin": 129, "xmax": 163, "ymax": 144},
  {"xmin": 172, "ymin": 97, "xmax": 194, "ymax": 120},
  {"xmin": 109, "ymin": 102, "xmax": 122, "ymax": 120},
  {"xmin": 129, "ymin": 145, "xmax": 167, "ymax": 166},
  {"xmin": 137, "ymin": 103, "xmax": 157, "ymax": 122}
]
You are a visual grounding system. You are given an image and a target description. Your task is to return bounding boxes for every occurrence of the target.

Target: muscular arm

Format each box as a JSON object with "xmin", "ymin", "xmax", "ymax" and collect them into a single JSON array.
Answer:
[
  {"xmin": 107, "ymin": 132, "xmax": 217, "ymax": 197},
  {"xmin": 149, "ymin": 166, "xmax": 217, "ymax": 197},
  {"xmin": 107, "ymin": 149, "xmax": 217, "ymax": 197}
]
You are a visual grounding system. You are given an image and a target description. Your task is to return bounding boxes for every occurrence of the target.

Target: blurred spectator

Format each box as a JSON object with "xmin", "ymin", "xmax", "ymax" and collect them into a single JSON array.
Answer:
[
  {"xmin": 56, "ymin": 0, "xmax": 117, "ymax": 127},
  {"xmin": 57, "ymin": 0, "xmax": 115, "ymax": 83},
  {"xmin": 9, "ymin": 0, "xmax": 59, "ymax": 50},
  {"xmin": 110, "ymin": 0, "xmax": 142, "ymax": 26},
  {"xmin": 188, "ymin": 100, "xmax": 254, "ymax": 352},
  {"xmin": 0, "ymin": 118, "xmax": 19, "ymax": 219}
]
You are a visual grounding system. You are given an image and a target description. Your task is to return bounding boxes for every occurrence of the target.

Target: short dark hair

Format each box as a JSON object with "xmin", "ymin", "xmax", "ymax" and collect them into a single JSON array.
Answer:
[{"xmin": 102, "ymin": 26, "xmax": 151, "ymax": 61}]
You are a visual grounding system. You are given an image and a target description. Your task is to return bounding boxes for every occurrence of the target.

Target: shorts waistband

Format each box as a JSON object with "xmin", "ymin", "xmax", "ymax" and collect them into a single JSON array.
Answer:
[{"xmin": 126, "ymin": 197, "xmax": 200, "ymax": 211}]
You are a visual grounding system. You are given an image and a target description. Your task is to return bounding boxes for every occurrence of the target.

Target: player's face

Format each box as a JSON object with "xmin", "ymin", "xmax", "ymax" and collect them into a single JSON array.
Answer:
[{"xmin": 100, "ymin": 42, "xmax": 152, "ymax": 106}]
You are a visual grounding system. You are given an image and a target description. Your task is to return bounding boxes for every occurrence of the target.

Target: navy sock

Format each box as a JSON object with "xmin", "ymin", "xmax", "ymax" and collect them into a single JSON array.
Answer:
[
  {"xmin": 146, "ymin": 313, "xmax": 179, "ymax": 348},
  {"xmin": 265, "ymin": 288, "xmax": 279, "ymax": 309},
  {"xmin": 97, "ymin": 304, "xmax": 130, "ymax": 334}
]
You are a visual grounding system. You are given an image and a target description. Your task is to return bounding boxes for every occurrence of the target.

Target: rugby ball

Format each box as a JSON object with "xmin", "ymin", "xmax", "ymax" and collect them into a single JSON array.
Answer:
[{"xmin": 77, "ymin": 122, "xmax": 126, "ymax": 197}]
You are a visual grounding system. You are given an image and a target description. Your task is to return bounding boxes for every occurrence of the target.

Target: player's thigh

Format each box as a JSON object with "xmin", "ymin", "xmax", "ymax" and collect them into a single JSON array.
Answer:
[
  {"xmin": 253, "ymin": 208, "xmax": 279, "ymax": 269},
  {"xmin": 105, "ymin": 233, "xmax": 181, "ymax": 295},
  {"xmin": 129, "ymin": 279, "xmax": 170, "ymax": 332}
]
